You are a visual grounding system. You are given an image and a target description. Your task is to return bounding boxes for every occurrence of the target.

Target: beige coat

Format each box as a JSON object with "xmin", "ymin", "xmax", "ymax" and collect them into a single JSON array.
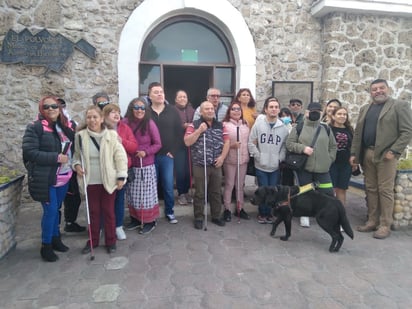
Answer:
[
  {"xmin": 72, "ymin": 128, "xmax": 128, "ymax": 195},
  {"xmin": 351, "ymin": 97, "xmax": 412, "ymax": 163}
]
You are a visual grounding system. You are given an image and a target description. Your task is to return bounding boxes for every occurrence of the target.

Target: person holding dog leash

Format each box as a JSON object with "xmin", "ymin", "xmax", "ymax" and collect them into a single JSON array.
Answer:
[{"xmin": 286, "ymin": 102, "xmax": 337, "ymax": 228}]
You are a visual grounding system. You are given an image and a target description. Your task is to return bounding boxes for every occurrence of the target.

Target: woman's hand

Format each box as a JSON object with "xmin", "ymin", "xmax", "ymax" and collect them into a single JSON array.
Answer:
[
  {"xmin": 136, "ymin": 151, "xmax": 146, "ymax": 158},
  {"xmin": 75, "ymin": 164, "xmax": 85, "ymax": 176},
  {"xmin": 116, "ymin": 179, "xmax": 125, "ymax": 190}
]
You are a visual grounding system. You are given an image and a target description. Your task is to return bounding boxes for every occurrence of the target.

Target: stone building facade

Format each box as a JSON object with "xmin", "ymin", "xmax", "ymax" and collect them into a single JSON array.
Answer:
[{"xmin": 0, "ymin": 0, "xmax": 411, "ymax": 182}]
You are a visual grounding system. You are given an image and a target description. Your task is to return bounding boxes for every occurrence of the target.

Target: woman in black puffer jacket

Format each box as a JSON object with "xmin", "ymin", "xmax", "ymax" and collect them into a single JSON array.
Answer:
[{"xmin": 22, "ymin": 96, "xmax": 75, "ymax": 262}]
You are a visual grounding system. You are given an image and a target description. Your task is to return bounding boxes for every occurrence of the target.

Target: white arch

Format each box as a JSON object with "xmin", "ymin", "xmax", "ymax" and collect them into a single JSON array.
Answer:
[{"xmin": 118, "ymin": 0, "xmax": 256, "ymax": 111}]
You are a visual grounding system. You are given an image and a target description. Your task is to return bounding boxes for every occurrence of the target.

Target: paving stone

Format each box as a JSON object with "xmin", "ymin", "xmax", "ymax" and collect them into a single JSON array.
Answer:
[{"xmin": 1, "ymin": 189, "xmax": 412, "ymax": 308}]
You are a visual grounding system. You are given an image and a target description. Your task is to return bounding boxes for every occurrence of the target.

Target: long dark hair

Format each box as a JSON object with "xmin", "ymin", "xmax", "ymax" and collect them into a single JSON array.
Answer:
[
  {"xmin": 234, "ymin": 88, "xmax": 256, "ymax": 108},
  {"xmin": 330, "ymin": 106, "xmax": 354, "ymax": 134},
  {"xmin": 124, "ymin": 97, "xmax": 152, "ymax": 135}
]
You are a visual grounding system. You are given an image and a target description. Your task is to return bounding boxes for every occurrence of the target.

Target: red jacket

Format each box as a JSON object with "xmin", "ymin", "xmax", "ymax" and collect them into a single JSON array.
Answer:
[{"xmin": 117, "ymin": 121, "xmax": 138, "ymax": 167}]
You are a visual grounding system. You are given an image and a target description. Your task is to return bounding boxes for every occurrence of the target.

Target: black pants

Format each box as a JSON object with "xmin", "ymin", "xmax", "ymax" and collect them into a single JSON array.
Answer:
[{"xmin": 63, "ymin": 173, "xmax": 81, "ymax": 223}]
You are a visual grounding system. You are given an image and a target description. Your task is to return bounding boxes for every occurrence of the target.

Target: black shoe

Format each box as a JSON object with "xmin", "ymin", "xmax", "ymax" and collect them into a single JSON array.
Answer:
[
  {"xmin": 211, "ymin": 218, "xmax": 226, "ymax": 227},
  {"xmin": 40, "ymin": 243, "xmax": 59, "ymax": 262},
  {"xmin": 81, "ymin": 243, "xmax": 97, "ymax": 254},
  {"xmin": 52, "ymin": 236, "xmax": 69, "ymax": 252},
  {"xmin": 235, "ymin": 208, "xmax": 250, "ymax": 220},
  {"xmin": 107, "ymin": 244, "xmax": 116, "ymax": 254},
  {"xmin": 125, "ymin": 217, "xmax": 141, "ymax": 231},
  {"xmin": 223, "ymin": 209, "xmax": 232, "ymax": 222},
  {"xmin": 139, "ymin": 222, "xmax": 156, "ymax": 235},
  {"xmin": 194, "ymin": 220, "xmax": 203, "ymax": 230},
  {"xmin": 64, "ymin": 222, "xmax": 86, "ymax": 233}
]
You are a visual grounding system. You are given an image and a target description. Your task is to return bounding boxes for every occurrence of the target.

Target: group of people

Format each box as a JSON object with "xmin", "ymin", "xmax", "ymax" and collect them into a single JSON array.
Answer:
[{"xmin": 22, "ymin": 78, "xmax": 412, "ymax": 262}]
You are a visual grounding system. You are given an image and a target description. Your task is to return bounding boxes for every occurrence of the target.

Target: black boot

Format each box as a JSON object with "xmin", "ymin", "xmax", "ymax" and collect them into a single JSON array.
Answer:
[
  {"xmin": 40, "ymin": 243, "xmax": 59, "ymax": 262},
  {"xmin": 52, "ymin": 236, "xmax": 69, "ymax": 252}
]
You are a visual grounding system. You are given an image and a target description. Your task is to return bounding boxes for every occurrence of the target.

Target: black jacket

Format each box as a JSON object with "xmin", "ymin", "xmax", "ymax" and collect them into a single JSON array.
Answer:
[{"xmin": 22, "ymin": 117, "xmax": 75, "ymax": 202}]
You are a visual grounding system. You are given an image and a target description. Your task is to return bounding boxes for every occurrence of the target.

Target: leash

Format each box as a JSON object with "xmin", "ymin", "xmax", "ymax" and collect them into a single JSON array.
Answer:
[{"xmin": 274, "ymin": 183, "xmax": 316, "ymax": 212}]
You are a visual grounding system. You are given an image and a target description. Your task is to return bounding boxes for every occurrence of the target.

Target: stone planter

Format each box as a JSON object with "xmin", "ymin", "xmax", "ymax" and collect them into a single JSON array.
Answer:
[
  {"xmin": 0, "ymin": 175, "xmax": 25, "ymax": 259},
  {"xmin": 393, "ymin": 170, "xmax": 412, "ymax": 230}
]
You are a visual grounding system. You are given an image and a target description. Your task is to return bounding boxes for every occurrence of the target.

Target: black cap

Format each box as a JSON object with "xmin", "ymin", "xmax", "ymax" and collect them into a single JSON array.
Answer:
[{"xmin": 307, "ymin": 102, "xmax": 322, "ymax": 111}]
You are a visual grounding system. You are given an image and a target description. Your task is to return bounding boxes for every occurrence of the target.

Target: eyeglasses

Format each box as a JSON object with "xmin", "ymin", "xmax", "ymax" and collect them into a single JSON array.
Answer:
[
  {"xmin": 97, "ymin": 101, "xmax": 110, "ymax": 108},
  {"xmin": 209, "ymin": 94, "xmax": 220, "ymax": 98},
  {"xmin": 43, "ymin": 104, "xmax": 59, "ymax": 110},
  {"xmin": 290, "ymin": 103, "xmax": 302, "ymax": 107},
  {"xmin": 231, "ymin": 107, "xmax": 241, "ymax": 111},
  {"xmin": 133, "ymin": 105, "xmax": 146, "ymax": 111}
]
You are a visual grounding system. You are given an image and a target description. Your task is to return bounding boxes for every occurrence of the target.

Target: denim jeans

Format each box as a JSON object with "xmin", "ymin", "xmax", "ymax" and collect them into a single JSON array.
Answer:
[
  {"xmin": 255, "ymin": 168, "xmax": 280, "ymax": 216},
  {"xmin": 155, "ymin": 154, "xmax": 175, "ymax": 216},
  {"xmin": 41, "ymin": 183, "xmax": 69, "ymax": 244},
  {"xmin": 114, "ymin": 187, "xmax": 125, "ymax": 227},
  {"xmin": 174, "ymin": 146, "xmax": 191, "ymax": 195}
]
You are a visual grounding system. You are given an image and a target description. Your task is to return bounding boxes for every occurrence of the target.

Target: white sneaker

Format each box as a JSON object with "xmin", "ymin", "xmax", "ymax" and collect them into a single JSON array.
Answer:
[
  {"xmin": 166, "ymin": 214, "xmax": 178, "ymax": 224},
  {"xmin": 300, "ymin": 217, "xmax": 310, "ymax": 228},
  {"xmin": 116, "ymin": 226, "xmax": 127, "ymax": 240}
]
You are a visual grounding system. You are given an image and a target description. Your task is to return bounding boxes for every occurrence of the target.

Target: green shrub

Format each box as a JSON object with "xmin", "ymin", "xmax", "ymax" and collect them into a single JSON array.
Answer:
[{"xmin": 0, "ymin": 167, "xmax": 19, "ymax": 184}]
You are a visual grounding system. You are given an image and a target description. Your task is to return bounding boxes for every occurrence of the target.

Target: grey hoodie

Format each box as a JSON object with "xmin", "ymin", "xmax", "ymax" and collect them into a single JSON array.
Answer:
[{"xmin": 248, "ymin": 115, "xmax": 289, "ymax": 172}]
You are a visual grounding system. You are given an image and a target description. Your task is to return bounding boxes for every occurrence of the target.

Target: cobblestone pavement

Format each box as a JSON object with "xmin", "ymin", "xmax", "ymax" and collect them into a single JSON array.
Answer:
[{"xmin": 1, "ymin": 179, "xmax": 412, "ymax": 308}]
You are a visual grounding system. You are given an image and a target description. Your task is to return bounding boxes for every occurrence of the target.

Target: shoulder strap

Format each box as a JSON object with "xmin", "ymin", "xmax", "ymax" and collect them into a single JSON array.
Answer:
[
  {"xmin": 309, "ymin": 125, "xmax": 322, "ymax": 147},
  {"xmin": 296, "ymin": 121, "xmax": 304, "ymax": 137},
  {"xmin": 320, "ymin": 123, "xmax": 330, "ymax": 136},
  {"xmin": 90, "ymin": 136, "xmax": 100, "ymax": 151},
  {"xmin": 297, "ymin": 121, "xmax": 330, "ymax": 137}
]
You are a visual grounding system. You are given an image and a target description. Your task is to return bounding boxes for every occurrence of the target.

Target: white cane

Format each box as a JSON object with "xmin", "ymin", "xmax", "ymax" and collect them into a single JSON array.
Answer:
[
  {"xmin": 203, "ymin": 133, "xmax": 208, "ymax": 231},
  {"xmin": 79, "ymin": 136, "xmax": 95, "ymax": 261}
]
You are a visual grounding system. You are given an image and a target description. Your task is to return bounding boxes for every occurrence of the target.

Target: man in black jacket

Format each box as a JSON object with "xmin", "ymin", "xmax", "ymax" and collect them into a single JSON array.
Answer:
[{"xmin": 147, "ymin": 82, "xmax": 182, "ymax": 224}]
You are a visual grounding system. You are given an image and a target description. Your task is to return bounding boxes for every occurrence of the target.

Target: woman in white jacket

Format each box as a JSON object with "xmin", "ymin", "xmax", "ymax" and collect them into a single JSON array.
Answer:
[
  {"xmin": 248, "ymin": 97, "xmax": 289, "ymax": 223},
  {"xmin": 222, "ymin": 102, "xmax": 251, "ymax": 222},
  {"xmin": 72, "ymin": 105, "xmax": 127, "ymax": 254}
]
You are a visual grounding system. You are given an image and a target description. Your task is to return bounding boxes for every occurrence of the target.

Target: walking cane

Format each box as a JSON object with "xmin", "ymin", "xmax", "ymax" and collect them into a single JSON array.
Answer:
[
  {"xmin": 203, "ymin": 133, "xmax": 208, "ymax": 231},
  {"xmin": 79, "ymin": 136, "xmax": 95, "ymax": 261},
  {"xmin": 236, "ymin": 126, "xmax": 241, "ymax": 223},
  {"xmin": 139, "ymin": 157, "xmax": 144, "ymax": 230}
]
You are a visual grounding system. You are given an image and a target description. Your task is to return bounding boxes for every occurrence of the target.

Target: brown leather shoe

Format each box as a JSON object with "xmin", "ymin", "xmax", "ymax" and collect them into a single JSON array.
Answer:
[
  {"xmin": 356, "ymin": 223, "xmax": 377, "ymax": 232},
  {"xmin": 373, "ymin": 226, "xmax": 391, "ymax": 239}
]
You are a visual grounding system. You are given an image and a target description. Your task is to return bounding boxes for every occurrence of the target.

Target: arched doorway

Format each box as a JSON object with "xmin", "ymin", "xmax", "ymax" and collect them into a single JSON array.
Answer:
[
  {"xmin": 118, "ymin": 0, "xmax": 256, "ymax": 112},
  {"xmin": 139, "ymin": 17, "xmax": 235, "ymax": 107}
]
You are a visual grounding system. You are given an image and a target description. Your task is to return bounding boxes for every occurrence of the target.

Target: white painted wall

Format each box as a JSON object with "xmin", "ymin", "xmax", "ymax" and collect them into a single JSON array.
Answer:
[{"xmin": 117, "ymin": 0, "xmax": 256, "ymax": 112}]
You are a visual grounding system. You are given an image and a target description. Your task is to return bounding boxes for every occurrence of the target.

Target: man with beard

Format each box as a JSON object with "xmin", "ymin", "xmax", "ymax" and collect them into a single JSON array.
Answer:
[
  {"xmin": 350, "ymin": 79, "xmax": 412, "ymax": 239},
  {"xmin": 184, "ymin": 101, "xmax": 230, "ymax": 230},
  {"xmin": 288, "ymin": 98, "xmax": 304, "ymax": 126}
]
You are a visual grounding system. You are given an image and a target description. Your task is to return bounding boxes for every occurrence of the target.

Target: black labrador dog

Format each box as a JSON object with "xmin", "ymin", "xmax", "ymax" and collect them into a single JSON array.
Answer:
[{"xmin": 251, "ymin": 185, "xmax": 354, "ymax": 252}]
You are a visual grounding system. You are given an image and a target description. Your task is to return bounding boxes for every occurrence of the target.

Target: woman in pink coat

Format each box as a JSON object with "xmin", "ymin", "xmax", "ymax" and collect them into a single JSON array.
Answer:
[{"xmin": 222, "ymin": 101, "xmax": 251, "ymax": 222}]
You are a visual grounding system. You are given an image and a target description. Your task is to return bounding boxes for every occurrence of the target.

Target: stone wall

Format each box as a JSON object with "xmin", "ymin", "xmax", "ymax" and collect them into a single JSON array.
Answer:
[
  {"xmin": 320, "ymin": 13, "xmax": 412, "ymax": 117},
  {"xmin": 393, "ymin": 171, "xmax": 412, "ymax": 229},
  {"xmin": 0, "ymin": 0, "xmax": 410, "ymax": 197}
]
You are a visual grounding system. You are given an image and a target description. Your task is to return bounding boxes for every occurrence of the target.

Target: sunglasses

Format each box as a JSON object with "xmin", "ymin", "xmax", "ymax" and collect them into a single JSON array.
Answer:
[
  {"xmin": 133, "ymin": 105, "xmax": 146, "ymax": 111},
  {"xmin": 231, "ymin": 107, "xmax": 241, "ymax": 111},
  {"xmin": 97, "ymin": 101, "xmax": 110, "ymax": 108},
  {"xmin": 43, "ymin": 104, "xmax": 59, "ymax": 110}
]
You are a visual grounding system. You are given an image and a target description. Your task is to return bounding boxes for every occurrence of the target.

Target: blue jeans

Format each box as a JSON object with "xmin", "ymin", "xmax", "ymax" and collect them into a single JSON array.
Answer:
[
  {"xmin": 174, "ymin": 146, "xmax": 191, "ymax": 195},
  {"xmin": 114, "ymin": 187, "xmax": 125, "ymax": 227},
  {"xmin": 41, "ymin": 183, "xmax": 69, "ymax": 244},
  {"xmin": 255, "ymin": 168, "xmax": 280, "ymax": 216},
  {"xmin": 155, "ymin": 154, "xmax": 175, "ymax": 216}
]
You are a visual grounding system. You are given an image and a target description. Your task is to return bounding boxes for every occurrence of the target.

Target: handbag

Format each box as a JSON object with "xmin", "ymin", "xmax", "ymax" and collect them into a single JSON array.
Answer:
[
  {"xmin": 246, "ymin": 156, "xmax": 256, "ymax": 176},
  {"xmin": 127, "ymin": 167, "xmax": 135, "ymax": 183},
  {"xmin": 285, "ymin": 125, "xmax": 323, "ymax": 170}
]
